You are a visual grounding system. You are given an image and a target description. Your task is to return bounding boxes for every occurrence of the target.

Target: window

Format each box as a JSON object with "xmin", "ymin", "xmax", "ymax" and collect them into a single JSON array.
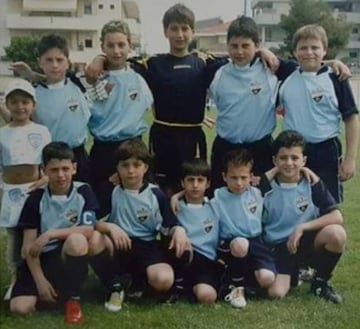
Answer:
[
  {"xmin": 352, "ymin": 27, "xmax": 358, "ymax": 34},
  {"xmin": 98, "ymin": 4, "xmax": 103, "ymax": 9},
  {"xmin": 84, "ymin": 4, "xmax": 92, "ymax": 14},
  {"xmin": 110, "ymin": 4, "xmax": 115, "ymax": 10},
  {"xmin": 85, "ymin": 39, "xmax": 93, "ymax": 48}
]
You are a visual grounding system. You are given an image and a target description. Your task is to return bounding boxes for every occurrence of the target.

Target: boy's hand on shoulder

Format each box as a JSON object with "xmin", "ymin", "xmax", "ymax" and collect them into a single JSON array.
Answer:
[
  {"xmin": 265, "ymin": 167, "xmax": 279, "ymax": 182},
  {"xmin": 108, "ymin": 224, "xmax": 131, "ymax": 251},
  {"xmin": 257, "ymin": 48, "xmax": 279, "ymax": 72},
  {"xmin": 28, "ymin": 175, "xmax": 49, "ymax": 192},
  {"xmin": 300, "ymin": 167, "xmax": 319, "ymax": 185},
  {"xmin": 329, "ymin": 60, "xmax": 351, "ymax": 81},
  {"xmin": 85, "ymin": 55, "xmax": 106, "ymax": 84},
  {"xmin": 170, "ymin": 190, "xmax": 185, "ymax": 215},
  {"xmin": 339, "ymin": 159, "xmax": 356, "ymax": 181},
  {"xmin": 9, "ymin": 61, "xmax": 33, "ymax": 79},
  {"xmin": 169, "ymin": 226, "xmax": 193, "ymax": 259}
]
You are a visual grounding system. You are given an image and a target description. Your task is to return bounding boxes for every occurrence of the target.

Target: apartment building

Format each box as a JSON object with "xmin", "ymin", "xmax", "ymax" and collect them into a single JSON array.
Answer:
[
  {"xmin": 252, "ymin": 0, "xmax": 360, "ymax": 62},
  {"xmin": 194, "ymin": 0, "xmax": 360, "ymax": 63},
  {"xmin": 0, "ymin": 0, "xmax": 141, "ymax": 74}
]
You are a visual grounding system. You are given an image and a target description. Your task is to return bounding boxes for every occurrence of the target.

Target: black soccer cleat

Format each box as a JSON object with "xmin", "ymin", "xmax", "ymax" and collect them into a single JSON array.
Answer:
[{"xmin": 310, "ymin": 278, "xmax": 343, "ymax": 304}]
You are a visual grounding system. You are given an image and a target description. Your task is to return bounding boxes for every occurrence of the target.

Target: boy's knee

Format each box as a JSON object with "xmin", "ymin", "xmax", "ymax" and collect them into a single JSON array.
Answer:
[
  {"xmin": 194, "ymin": 285, "xmax": 217, "ymax": 304},
  {"xmin": 230, "ymin": 238, "xmax": 249, "ymax": 258},
  {"xmin": 10, "ymin": 298, "xmax": 36, "ymax": 315},
  {"xmin": 268, "ymin": 286, "xmax": 289, "ymax": 300},
  {"xmin": 63, "ymin": 233, "xmax": 88, "ymax": 256},
  {"xmin": 256, "ymin": 270, "xmax": 276, "ymax": 288},
  {"xmin": 87, "ymin": 231, "xmax": 106, "ymax": 256},
  {"xmin": 147, "ymin": 264, "xmax": 174, "ymax": 292}
]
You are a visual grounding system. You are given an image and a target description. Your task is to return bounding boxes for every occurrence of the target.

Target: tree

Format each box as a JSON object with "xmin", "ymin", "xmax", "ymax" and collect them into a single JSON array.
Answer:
[
  {"xmin": 3, "ymin": 36, "xmax": 40, "ymax": 71},
  {"xmin": 279, "ymin": 0, "xmax": 351, "ymax": 59}
]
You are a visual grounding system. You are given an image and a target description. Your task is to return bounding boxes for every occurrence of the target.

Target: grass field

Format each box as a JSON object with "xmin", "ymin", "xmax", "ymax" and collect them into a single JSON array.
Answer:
[{"xmin": 0, "ymin": 112, "xmax": 360, "ymax": 329}]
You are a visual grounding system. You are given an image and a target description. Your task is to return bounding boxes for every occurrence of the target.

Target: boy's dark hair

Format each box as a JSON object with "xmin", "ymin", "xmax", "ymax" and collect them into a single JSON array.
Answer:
[
  {"xmin": 162, "ymin": 3, "xmax": 195, "ymax": 30},
  {"xmin": 37, "ymin": 34, "xmax": 69, "ymax": 58},
  {"xmin": 42, "ymin": 142, "xmax": 74, "ymax": 166},
  {"xmin": 227, "ymin": 16, "xmax": 259, "ymax": 44},
  {"xmin": 181, "ymin": 158, "xmax": 211, "ymax": 180},
  {"xmin": 115, "ymin": 139, "xmax": 152, "ymax": 165},
  {"xmin": 292, "ymin": 24, "xmax": 328, "ymax": 51},
  {"xmin": 100, "ymin": 20, "xmax": 132, "ymax": 44},
  {"xmin": 272, "ymin": 130, "xmax": 306, "ymax": 156},
  {"xmin": 222, "ymin": 148, "xmax": 254, "ymax": 173}
]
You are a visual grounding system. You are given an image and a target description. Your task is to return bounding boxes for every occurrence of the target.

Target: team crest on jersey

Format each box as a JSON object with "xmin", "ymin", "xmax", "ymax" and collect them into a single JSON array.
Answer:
[
  {"xmin": 247, "ymin": 199, "xmax": 258, "ymax": 214},
  {"xmin": 67, "ymin": 98, "xmax": 79, "ymax": 111},
  {"xmin": 296, "ymin": 196, "xmax": 309, "ymax": 212},
  {"xmin": 137, "ymin": 207, "xmax": 149, "ymax": 222},
  {"xmin": 8, "ymin": 188, "xmax": 25, "ymax": 203},
  {"xmin": 28, "ymin": 133, "xmax": 42, "ymax": 149},
  {"xmin": 66, "ymin": 209, "xmax": 78, "ymax": 224},
  {"xmin": 203, "ymin": 218, "xmax": 214, "ymax": 233},
  {"xmin": 250, "ymin": 81, "xmax": 262, "ymax": 95},
  {"xmin": 128, "ymin": 89, "xmax": 138, "ymax": 101},
  {"xmin": 311, "ymin": 88, "xmax": 324, "ymax": 102}
]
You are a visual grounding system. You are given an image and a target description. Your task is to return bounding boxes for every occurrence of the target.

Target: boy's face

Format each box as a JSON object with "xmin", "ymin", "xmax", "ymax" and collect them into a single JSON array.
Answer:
[
  {"xmin": 101, "ymin": 32, "xmax": 131, "ymax": 70},
  {"xmin": 227, "ymin": 36, "xmax": 259, "ymax": 66},
  {"xmin": 181, "ymin": 175, "xmax": 209, "ymax": 204},
  {"xmin": 6, "ymin": 93, "xmax": 35, "ymax": 124},
  {"xmin": 38, "ymin": 48, "xmax": 69, "ymax": 84},
  {"xmin": 293, "ymin": 38, "xmax": 326, "ymax": 72},
  {"xmin": 164, "ymin": 22, "xmax": 193, "ymax": 54},
  {"xmin": 44, "ymin": 159, "xmax": 76, "ymax": 195},
  {"xmin": 222, "ymin": 164, "xmax": 252, "ymax": 194},
  {"xmin": 116, "ymin": 157, "xmax": 148, "ymax": 190},
  {"xmin": 272, "ymin": 146, "xmax": 306, "ymax": 183}
]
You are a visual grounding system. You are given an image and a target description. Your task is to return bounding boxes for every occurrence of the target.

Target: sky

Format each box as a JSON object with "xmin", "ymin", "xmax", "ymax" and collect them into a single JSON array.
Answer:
[{"xmin": 136, "ymin": 0, "xmax": 246, "ymax": 54}]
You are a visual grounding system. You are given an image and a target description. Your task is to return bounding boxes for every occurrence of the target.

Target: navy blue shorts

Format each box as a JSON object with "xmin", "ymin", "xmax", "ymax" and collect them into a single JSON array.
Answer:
[
  {"xmin": 305, "ymin": 137, "xmax": 343, "ymax": 203},
  {"xmin": 72, "ymin": 144, "xmax": 91, "ymax": 183},
  {"xmin": 218, "ymin": 237, "xmax": 276, "ymax": 274}
]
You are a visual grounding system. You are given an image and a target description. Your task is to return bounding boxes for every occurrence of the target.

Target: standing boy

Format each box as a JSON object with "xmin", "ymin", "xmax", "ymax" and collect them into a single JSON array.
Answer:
[
  {"xmin": 0, "ymin": 79, "xmax": 51, "ymax": 300},
  {"xmin": 10, "ymin": 142, "xmax": 98, "ymax": 324},
  {"xmin": 262, "ymin": 130, "xmax": 346, "ymax": 303},
  {"xmin": 278, "ymin": 24, "xmax": 359, "ymax": 203}
]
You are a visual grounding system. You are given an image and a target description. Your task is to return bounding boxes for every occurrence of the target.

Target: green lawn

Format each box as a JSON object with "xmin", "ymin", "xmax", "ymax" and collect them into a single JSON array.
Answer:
[{"xmin": 1, "ymin": 112, "xmax": 360, "ymax": 329}]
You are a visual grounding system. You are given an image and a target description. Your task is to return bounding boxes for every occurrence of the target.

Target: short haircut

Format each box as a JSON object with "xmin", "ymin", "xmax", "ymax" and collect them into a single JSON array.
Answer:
[
  {"xmin": 292, "ymin": 24, "xmax": 328, "ymax": 51},
  {"xmin": 42, "ymin": 142, "xmax": 74, "ymax": 166},
  {"xmin": 115, "ymin": 139, "xmax": 152, "ymax": 165},
  {"xmin": 181, "ymin": 158, "xmax": 211, "ymax": 180},
  {"xmin": 222, "ymin": 148, "xmax": 254, "ymax": 173},
  {"xmin": 100, "ymin": 20, "xmax": 132, "ymax": 44},
  {"xmin": 162, "ymin": 3, "xmax": 195, "ymax": 30},
  {"xmin": 272, "ymin": 130, "xmax": 306, "ymax": 156},
  {"xmin": 37, "ymin": 34, "xmax": 69, "ymax": 58},
  {"xmin": 227, "ymin": 16, "xmax": 259, "ymax": 44}
]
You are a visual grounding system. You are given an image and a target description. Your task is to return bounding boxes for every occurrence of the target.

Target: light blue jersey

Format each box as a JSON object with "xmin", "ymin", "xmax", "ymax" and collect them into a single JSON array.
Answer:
[
  {"xmin": 0, "ymin": 122, "xmax": 51, "ymax": 167},
  {"xmin": 262, "ymin": 178, "xmax": 337, "ymax": 244},
  {"xmin": 279, "ymin": 67, "xmax": 341, "ymax": 143},
  {"xmin": 88, "ymin": 66, "xmax": 153, "ymax": 141},
  {"xmin": 18, "ymin": 182, "xmax": 98, "ymax": 253},
  {"xmin": 108, "ymin": 183, "xmax": 177, "ymax": 241},
  {"xmin": 213, "ymin": 186, "xmax": 263, "ymax": 240},
  {"xmin": 34, "ymin": 79, "xmax": 90, "ymax": 148},
  {"xmin": 209, "ymin": 57, "xmax": 278, "ymax": 143},
  {"xmin": 177, "ymin": 199, "xmax": 219, "ymax": 260}
]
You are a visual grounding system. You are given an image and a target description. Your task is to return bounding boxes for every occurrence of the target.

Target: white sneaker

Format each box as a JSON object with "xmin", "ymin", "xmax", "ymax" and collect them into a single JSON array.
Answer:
[
  {"xmin": 104, "ymin": 290, "xmax": 124, "ymax": 312},
  {"xmin": 224, "ymin": 286, "xmax": 247, "ymax": 308}
]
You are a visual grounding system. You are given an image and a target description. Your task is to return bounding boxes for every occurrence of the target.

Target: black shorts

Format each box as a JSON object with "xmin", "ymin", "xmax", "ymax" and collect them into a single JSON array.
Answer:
[
  {"xmin": 218, "ymin": 237, "xmax": 276, "ymax": 274},
  {"xmin": 11, "ymin": 247, "xmax": 68, "ymax": 298},
  {"xmin": 210, "ymin": 135, "xmax": 273, "ymax": 191},
  {"xmin": 113, "ymin": 238, "xmax": 169, "ymax": 276},
  {"xmin": 305, "ymin": 137, "xmax": 343, "ymax": 203},
  {"xmin": 149, "ymin": 123, "xmax": 206, "ymax": 187},
  {"xmin": 184, "ymin": 251, "xmax": 221, "ymax": 291},
  {"xmin": 72, "ymin": 144, "xmax": 91, "ymax": 183}
]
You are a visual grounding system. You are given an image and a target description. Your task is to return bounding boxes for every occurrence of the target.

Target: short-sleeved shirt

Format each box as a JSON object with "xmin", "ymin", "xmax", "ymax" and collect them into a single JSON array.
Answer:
[
  {"xmin": 17, "ymin": 182, "xmax": 98, "ymax": 252},
  {"xmin": 34, "ymin": 77, "xmax": 90, "ymax": 148},
  {"xmin": 279, "ymin": 65, "xmax": 358, "ymax": 143},
  {"xmin": 213, "ymin": 186, "xmax": 263, "ymax": 240},
  {"xmin": 209, "ymin": 57, "xmax": 279, "ymax": 143},
  {"xmin": 0, "ymin": 122, "xmax": 51, "ymax": 167},
  {"xmin": 176, "ymin": 199, "xmax": 219, "ymax": 261},
  {"xmin": 88, "ymin": 66, "xmax": 153, "ymax": 142},
  {"xmin": 262, "ymin": 177, "xmax": 338, "ymax": 244},
  {"xmin": 107, "ymin": 183, "xmax": 178, "ymax": 241}
]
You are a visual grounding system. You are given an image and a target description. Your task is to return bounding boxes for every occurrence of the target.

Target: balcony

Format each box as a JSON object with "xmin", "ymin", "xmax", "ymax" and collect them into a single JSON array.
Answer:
[
  {"xmin": 253, "ymin": 11, "xmax": 282, "ymax": 25},
  {"xmin": 6, "ymin": 14, "xmax": 98, "ymax": 31},
  {"xmin": 334, "ymin": 11, "xmax": 360, "ymax": 24},
  {"xmin": 23, "ymin": 0, "xmax": 77, "ymax": 12}
]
